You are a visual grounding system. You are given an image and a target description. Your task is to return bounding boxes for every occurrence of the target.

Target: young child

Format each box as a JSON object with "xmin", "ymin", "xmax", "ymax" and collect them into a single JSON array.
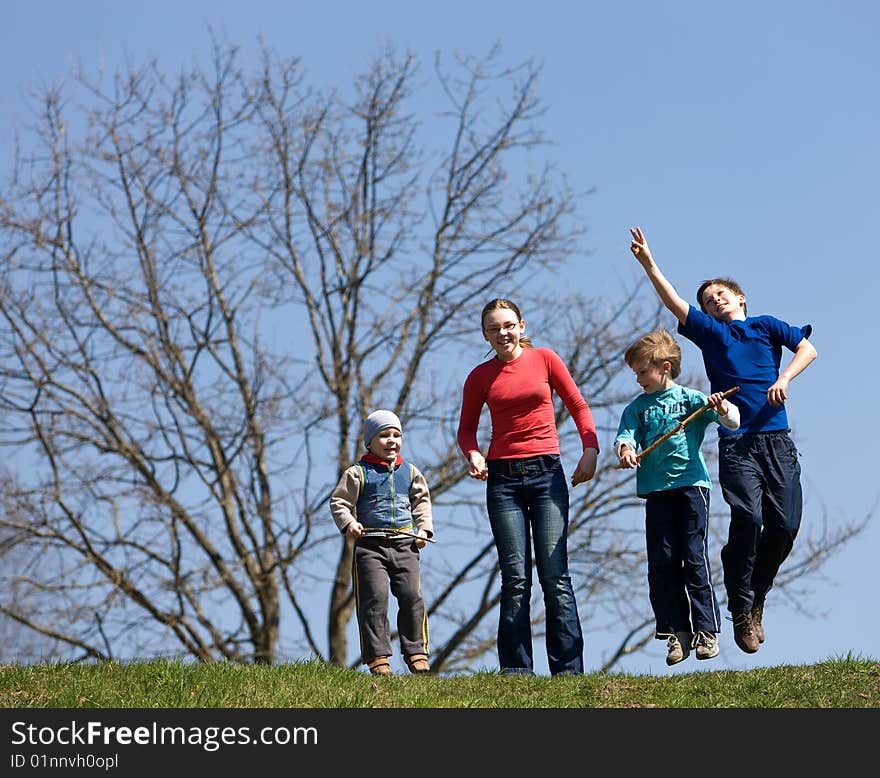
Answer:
[
  {"xmin": 615, "ymin": 329, "xmax": 740, "ymax": 665},
  {"xmin": 329, "ymin": 410, "xmax": 433, "ymax": 676},
  {"xmin": 628, "ymin": 227, "xmax": 817, "ymax": 654}
]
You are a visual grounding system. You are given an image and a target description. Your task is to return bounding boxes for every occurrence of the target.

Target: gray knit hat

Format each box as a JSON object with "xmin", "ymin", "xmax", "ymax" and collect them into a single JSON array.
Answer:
[{"xmin": 363, "ymin": 409, "xmax": 402, "ymax": 449}]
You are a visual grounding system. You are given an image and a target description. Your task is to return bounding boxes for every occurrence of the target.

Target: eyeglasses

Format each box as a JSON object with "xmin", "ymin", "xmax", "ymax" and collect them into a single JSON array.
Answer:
[{"xmin": 484, "ymin": 322, "xmax": 520, "ymax": 336}]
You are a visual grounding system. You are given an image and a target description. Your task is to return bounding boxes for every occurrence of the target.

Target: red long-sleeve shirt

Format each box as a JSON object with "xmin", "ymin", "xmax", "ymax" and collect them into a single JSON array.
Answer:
[{"xmin": 457, "ymin": 347, "xmax": 599, "ymax": 460}]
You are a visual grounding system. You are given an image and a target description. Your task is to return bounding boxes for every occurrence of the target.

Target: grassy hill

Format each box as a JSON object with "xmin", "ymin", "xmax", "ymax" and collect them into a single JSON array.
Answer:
[{"xmin": 2, "ymin": 654, "xmax": 877, "ymax": 708}]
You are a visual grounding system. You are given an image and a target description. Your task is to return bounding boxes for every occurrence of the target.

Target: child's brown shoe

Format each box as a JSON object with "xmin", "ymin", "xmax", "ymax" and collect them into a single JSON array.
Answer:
[
  {"xmin": 404, "ymin": 653, "xmax": 430, "ymax": 674},
  {"xmin": 367, "ymin": 657, "xmax": 392, "ymax": 676}
]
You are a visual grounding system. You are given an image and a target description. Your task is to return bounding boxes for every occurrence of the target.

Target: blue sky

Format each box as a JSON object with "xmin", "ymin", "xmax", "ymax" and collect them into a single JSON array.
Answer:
[{"xmin": 1, "ymin": 1, "xmax": 877, "ymax": 677}]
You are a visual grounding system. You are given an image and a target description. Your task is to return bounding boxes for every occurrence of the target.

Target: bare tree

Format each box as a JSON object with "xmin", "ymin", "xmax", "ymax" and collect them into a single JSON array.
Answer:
[{"xmin": 0, "ymin": 40, "xmax": 866, "ymax": 670}]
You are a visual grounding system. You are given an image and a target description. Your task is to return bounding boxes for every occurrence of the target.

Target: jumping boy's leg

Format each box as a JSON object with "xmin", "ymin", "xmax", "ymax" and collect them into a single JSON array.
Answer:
[
  {"xmin": 718, "ymin": 436, "xmax": 763, "ymax": 653},
  {"xmin": 750, "ymin": 433, "xmax": 803, "ymax": 642},
  {"xmin": 645, "ymin": 490, "xmax": 691, "ymax": 640},
  {"xmin": 718, "ymin": 436, "xmax": 763, "ymax": 614},
  {"xmin": 679, "ymin": 486, "xmax": 722, "ymax": 635},
  {"xmin": 354, "ymin": 540, "xmax": 394, "ymax": 663}
]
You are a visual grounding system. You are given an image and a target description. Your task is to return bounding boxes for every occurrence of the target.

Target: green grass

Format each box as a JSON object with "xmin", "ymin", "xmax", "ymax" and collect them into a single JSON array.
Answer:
[{"xmin": 2, "ymin": 654, "xmax": 878, "ymax": 708}]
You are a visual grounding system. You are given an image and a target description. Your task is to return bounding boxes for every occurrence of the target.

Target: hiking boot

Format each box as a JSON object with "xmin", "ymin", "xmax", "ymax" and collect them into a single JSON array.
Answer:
[
  {"xmin": 732, "ymin": 612, "xmax": 759, "ymax": 654},
  {"xmin": 404, "ymin": 653, "xmax": 431, "ymax": 674},
  {"xmin": 751, "ymin": 603, "xmax": 765, "ymax": 644},
  {"xmin": 664, "ymin": 631, "xmax": 693, "ymax": 666},
  {"xmin": 692, "ymin": 630, "xmax": 720, "ymax": 660},
  {"xmin": 367, "ymin": 657, "xmax": 392, "ymax": 676}
]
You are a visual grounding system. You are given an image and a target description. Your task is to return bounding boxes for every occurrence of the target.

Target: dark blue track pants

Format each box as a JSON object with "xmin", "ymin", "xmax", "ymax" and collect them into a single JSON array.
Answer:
[
  {"xmin": 718, "ymin": 431, "xmax": 803, "ymax": 615},
  {"xmin": 645, "ymin": 485, "xmax": 722, "ymax": 636}
]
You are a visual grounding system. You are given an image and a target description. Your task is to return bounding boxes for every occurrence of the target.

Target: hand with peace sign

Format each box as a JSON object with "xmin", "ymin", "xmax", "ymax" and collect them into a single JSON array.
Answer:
[
  {"xmin": 626, "ymin": 226, "xmax": 689, "ymax": 324},
  {"xmin": 629, "ymin": 226, "xmax": 654, "ymax": 268}
]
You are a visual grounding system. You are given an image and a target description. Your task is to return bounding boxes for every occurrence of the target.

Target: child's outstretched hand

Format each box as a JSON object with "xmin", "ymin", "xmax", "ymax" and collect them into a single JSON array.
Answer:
[{"xmin": 629, "ymin": 226, "xmax": 653, "ymax": 266}]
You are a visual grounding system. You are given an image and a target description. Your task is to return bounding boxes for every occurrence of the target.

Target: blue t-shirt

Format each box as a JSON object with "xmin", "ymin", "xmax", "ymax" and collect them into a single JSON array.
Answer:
[
  {"xmin": 614, "ymin": 384, "xmax": 718, "ymax": 497},
  {"xmin": 677, "ymin": 305, "xmax": 812, "ymax": 435}
]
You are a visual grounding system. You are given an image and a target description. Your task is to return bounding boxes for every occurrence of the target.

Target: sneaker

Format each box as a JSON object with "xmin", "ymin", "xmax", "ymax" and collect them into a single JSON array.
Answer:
[
  {"xmin": 751, "ymin": 603, "xmax": 765, "ymax": 644},
  {"xmin": 664, "ymin": 631, "xmax": 693, "ymax": 666},
  {"xmin": 692, "ymin": 630, "xmax": 720, "ymax": 660},
  {"xmin": 732, "ymin": 612, "xmax": 760, "ymax": 654}
]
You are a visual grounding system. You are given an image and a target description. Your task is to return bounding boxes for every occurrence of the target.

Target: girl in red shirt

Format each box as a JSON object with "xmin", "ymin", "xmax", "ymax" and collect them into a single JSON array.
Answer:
[{"xmin": 457, "ymin": 298, "xmax": 599, "ymax": 675}]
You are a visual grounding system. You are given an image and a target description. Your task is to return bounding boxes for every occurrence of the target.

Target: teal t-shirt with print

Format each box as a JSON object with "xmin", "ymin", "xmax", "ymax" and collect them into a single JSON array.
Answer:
[{"xmin": 614, "ymin": 384, "xmax": 719, "ymax": 497}]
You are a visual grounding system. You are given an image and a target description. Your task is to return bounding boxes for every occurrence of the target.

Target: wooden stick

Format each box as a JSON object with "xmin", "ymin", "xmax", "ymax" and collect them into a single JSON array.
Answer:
[
  {"xmin": 615, "ymin": 386, "xmax": 740, "ymax": 468},
  {"xmin": 360, "ymin": 527, "xmax": 437, "ymax": 544}
]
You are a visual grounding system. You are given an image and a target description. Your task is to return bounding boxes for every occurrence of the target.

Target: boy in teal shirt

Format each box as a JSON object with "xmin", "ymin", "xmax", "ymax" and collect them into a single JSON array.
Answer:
[{"xmin": 615, "ymin": 329, "xmax": 740, "ymax": 665}]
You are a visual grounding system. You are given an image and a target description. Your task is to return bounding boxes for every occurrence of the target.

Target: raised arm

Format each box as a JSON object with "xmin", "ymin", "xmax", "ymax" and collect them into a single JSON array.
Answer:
[
  {"xmin": 629, "ymin": 227, "xmax": 690, "ymax": 324},
  {"xmin": 767, "ymin": 337, "xmax": 818, "ymax": 406}
]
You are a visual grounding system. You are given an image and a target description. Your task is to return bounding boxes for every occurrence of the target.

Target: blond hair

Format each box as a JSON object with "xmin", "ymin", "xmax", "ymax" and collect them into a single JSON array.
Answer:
[{"xmin": 624, "ymin": 329, "xmax": 681, "ymax": 379}]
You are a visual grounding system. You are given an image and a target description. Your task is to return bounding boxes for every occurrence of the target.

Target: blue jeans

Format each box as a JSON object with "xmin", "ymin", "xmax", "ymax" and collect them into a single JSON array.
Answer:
[
  {"xmin": 486, "ymin": 454, "xmax": 584, "ymax": 676},
  {"xmin": 718, "ymin": 431, "xmax": 803, "ymax": 615}
]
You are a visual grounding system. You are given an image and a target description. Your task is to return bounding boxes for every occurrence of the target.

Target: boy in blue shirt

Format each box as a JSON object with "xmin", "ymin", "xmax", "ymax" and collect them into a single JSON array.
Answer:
[
  {"xmin": 615, "ymin": 329, "xmax": 740, "ymax": 665},
  {"xmin": 628, "ymin": 227, "xmax": 818, "ymax": 654}
]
